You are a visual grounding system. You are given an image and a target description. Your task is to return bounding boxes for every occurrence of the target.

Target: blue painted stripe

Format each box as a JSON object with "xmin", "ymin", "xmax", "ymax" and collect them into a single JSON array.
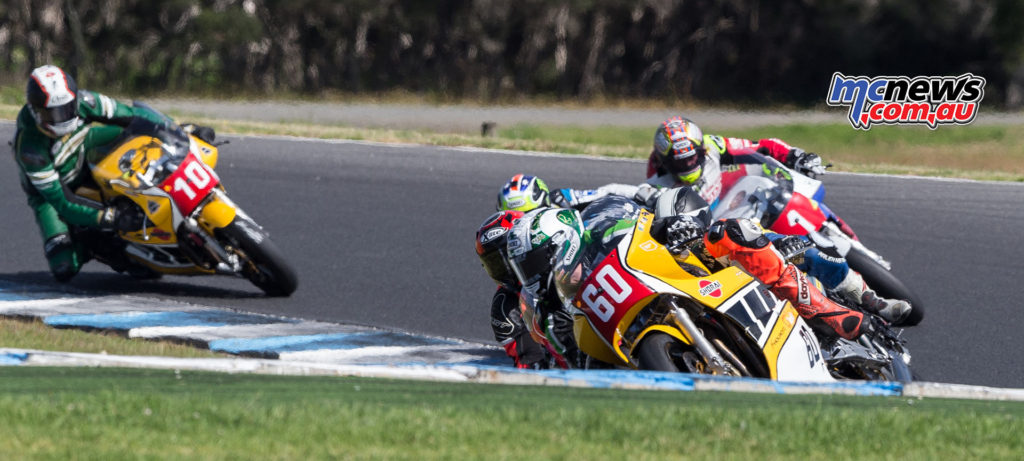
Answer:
[
  {"xmin": 536, "ymin": 368, "xmax": 696, "ymax": 391},
  {"xmin": 0, "ymin": 292, "xmax": 32, "ymax": 301},
  {"xmin": 0, "ymin": 282, "xmax": 33, "ymax": 301},
  {"xmin": 209, "ymin": 332, "xmax": 458, "ymax": 354},
  {"xmin": 0, "ymin": 352, "xmax": 29, "ymax": 365},
  {"xmin": 689, "ymin": 372, "xmax": 903, "ymax": 396},
  {"xmin": 44, "ymin": 311, "xmax": 294, "ymax": 330}
]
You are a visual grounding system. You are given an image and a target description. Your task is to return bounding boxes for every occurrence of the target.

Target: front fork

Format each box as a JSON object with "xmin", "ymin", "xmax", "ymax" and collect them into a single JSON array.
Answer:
[
  {"xmin": 182, "ymin": 189, "xmax": 248, "ymax": 275},
  {"xmin": 665, "ymin": 301, "xmax": 739, "ymax": 376}
]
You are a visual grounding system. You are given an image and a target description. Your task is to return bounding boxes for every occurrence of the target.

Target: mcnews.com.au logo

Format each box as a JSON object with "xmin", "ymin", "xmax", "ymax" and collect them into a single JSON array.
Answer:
[{"xmin": 826, "ymin": 72, "xmax": 985, "ymax": 130}]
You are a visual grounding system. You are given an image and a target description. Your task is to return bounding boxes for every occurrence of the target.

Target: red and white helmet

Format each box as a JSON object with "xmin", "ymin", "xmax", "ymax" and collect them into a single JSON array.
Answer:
[
  {"xmin": 26, "ymin": 65, "xmax": 81, "ymax": 137},
  {"xmin": 475, "ymin": 210, "xmax": 525, "ymax": 290}
]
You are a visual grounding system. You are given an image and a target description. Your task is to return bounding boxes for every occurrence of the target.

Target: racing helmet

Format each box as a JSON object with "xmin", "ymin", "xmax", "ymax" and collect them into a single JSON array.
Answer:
[
  {"xmin": 497, "ymin": 174, "xmax": 551, "ymax": 212},
  {"xmin": 652, "ymin": 116, "xmax": 705, "ymax": 185},
  {"xmin": 475, "ymin": 210, "xmax": 525, "ymax": 290},
  {"xmin": 654, "ymin": 185, "xmax": 711, "ymax": 221},
  {"xmin": 26, "ymin": 65, "xmax": 81, "ymax": 137},
  {"xmin": 506, "ymin": 207, "xmax": 584, "ymax": 306}
]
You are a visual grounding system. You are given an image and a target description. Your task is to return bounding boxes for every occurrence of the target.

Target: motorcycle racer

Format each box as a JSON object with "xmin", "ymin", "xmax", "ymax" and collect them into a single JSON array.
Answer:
[
  {"xmin": 517, "ymin": 194, "xmax": 894, "ymax": 342},
  {"xmin": 646, "ymin": 116, "xmax": 859, "ymax": 240},
  {"xmin": 655, "ymin": 213, "xmax": 882, "ymax": 340},
  {"xmin": 505, "ymin": 206, "xmax": 597, "ymax": 368},
  {"xmin": 13, "ymin": 65, "xmax": 215, "ymax": 282},
  {"xmin": 475, "ymin": 210, "xmax": 552, "ymax": 369},
  {"xmin": 497, "ymin": 174, "xmax": 909, "ymax": 325}
]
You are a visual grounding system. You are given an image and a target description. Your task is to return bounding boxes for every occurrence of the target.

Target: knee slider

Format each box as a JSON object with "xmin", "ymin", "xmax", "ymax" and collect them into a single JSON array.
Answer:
[{"xmin": 44, "ymin": 234, "xmax": 73, "ymax": 259}]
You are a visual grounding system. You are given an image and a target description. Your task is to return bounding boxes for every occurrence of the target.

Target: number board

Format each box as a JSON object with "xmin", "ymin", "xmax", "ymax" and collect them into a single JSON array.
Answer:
[
  {"xmin": 161, "ymin": 152, "xmax": 220, "ymax": 215},
  {"xmin": 574, "ymin": 249, "xmax": 654, "ymax": 344}
]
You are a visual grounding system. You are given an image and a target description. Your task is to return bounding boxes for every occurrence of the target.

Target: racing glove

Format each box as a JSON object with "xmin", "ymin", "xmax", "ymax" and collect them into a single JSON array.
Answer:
[
  {"xmin": 549, "ymin": 189, "xmax": 575, "ymax": 208},
  {"xmin": 785, "ymin": 148, "xmax": 828, "ymax": 179},
  {"xmin": 633, "ymin": 183, "xmax": 662, "ymax": 208},
  {"xmin": 100, "ymin": 203, "xmax": 146, "ymax": 232},
  {"xmin": 652, "ymin": 215, "xmax": 706, "ymax": 254},
  {"xmin": 182, "ymin": 123, "xmax": 216, "ymax": 144},
  {"xmin": 771, "ymin": 235, "xmax": 813, "ymax": 264}
]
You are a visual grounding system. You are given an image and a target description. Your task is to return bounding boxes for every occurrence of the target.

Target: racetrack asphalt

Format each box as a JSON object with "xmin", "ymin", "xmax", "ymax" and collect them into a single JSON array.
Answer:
[{"xmin": 1, "ymin": 122, "xmax": 1022, "ymax": 388}]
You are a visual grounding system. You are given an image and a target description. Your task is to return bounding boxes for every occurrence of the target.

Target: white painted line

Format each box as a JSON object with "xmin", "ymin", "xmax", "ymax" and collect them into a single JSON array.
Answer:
[
  {"xmin": 903, "ymin": 382, "xmax": 1024, "ymax": 401},
  {"xmin": 279, "ymin": 343, "xmax": 497, "ymax": 363},
  {"xmin": 5, "ymin": 349, "xmax": 472, "ymax": 382},
  {"xmin": 128, "ymin": 322, "xmax": 348, "ymax": 340},
  {"xmin": 0, "ymin": 298, "xmax": 85, "ymax": 312}
]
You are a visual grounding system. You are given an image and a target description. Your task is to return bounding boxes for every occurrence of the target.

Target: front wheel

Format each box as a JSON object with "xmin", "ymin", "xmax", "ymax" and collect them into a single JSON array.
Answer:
[
  {"xmin": 635, "ymin": 332, "xmax": 699, "ymax": 373},
  {"xmin": 218, "ymin": 217, "xmax": 298, "ymax": 296},
  {"xmin": 845, "ymin": 248, "xmax": 924, "ymax": 326}
]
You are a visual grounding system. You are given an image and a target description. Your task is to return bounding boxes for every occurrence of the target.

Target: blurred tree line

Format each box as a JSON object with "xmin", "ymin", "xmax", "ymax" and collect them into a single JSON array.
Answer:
[{"xmin": 2, "ymin": 0, "xmax": 1024, "ymax": 106}]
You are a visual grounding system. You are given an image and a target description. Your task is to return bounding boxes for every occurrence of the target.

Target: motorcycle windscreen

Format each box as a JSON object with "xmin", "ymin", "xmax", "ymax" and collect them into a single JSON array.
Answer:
[{"xmin": 160, "ymin": 152, "xmax": 220, "ymax": 215}]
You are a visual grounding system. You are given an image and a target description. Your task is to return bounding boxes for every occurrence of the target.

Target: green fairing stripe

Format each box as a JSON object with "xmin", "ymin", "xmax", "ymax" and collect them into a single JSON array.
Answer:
[{"xmin": 600, "ymin": 219, "xmax": 636, "ymax": 245}]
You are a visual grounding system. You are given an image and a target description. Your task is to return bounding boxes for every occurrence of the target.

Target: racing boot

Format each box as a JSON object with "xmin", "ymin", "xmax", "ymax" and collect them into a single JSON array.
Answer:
[
  {"xmin": 702, "ymin": 219, "xmax": 867, "ymax": 340},
  {"xmin": 773, "ymin": 265, "xmax": 867, "ymax": 340},
  {"xmin": 835, "ymin": 270, "xmax": 910, "ymax": 324}
]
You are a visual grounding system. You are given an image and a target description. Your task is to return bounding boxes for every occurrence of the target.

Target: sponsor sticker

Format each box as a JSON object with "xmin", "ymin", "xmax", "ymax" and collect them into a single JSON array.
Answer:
[
  {"xmin": 505, "ymin": 198, "xmax": 526, "ymax": 209},
  {"xmin": 827, "ymin": 72, "xmax": 985, "ymax": 130},
  {"xmin": 698, "ymin": 279, "xmax": 723, "ymax": 298},
  {"xmin": 481, "ymin": 226, "xmax": 506, "ymax": 244},
  {"xmin": 638, "ymin": 240, "xmax": 658, "ymax": 252}
]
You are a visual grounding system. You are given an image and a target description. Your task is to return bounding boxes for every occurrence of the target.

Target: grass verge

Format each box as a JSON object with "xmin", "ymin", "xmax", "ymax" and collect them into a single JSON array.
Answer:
[
  {"xmin": 0, "ymin": 317, "xmax": 225, "ymax": 359},
  {"xmin": 0, "ymin": 366, "xmax": 1021, "ymax": 460},
  {"xmin": 3, "ymin": 98, "xmax": 1023, "ymax": 181}
]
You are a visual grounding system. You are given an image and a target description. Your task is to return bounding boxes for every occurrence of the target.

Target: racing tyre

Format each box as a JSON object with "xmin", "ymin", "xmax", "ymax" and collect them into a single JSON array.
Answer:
[
  {"xmin": 845, "ymin": 248, "xmax": 924, "ymax": 326},
  {"xmin": 888, "ymin": 351, "xmax": 915, "ymax": 383},
  {"xmin": 636, "ymin": 332, "xmax": 694, "ymax": 372},
  {"xmin": 219, "ymin": 217, "xmax": 298, "ymax": 297}
]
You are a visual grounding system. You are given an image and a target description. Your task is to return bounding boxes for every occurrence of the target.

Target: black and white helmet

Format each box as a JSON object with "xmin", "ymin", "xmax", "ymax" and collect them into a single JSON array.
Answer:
[{"xmin": 26, "ymin": 65, "xmax": 81, "ymax": 137}]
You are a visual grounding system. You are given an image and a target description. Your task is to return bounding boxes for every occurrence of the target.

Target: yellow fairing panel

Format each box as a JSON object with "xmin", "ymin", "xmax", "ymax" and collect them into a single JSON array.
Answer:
[
  {"xmin": 198, "ymin": 196, "xmax": 237, "ymax": 232},
  {"xmin": 625, "ymin": 210, "xmax": 752, "ymax": 307},
  {"xmin": 192, "ymin": 136, "xmax": 219, "ymax": 169},
  {"xmin": 760, "ymin": 303, "xmax": 800, "ymax": 380},
  {"xmin": 574, "ymin": 314, "xmax": 629, "ymax": 366}
]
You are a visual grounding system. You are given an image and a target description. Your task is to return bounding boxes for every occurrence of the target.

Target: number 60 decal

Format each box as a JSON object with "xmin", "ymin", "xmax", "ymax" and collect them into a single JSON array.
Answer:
[{"xmin": 581, "ymin": 265, "xmax": 633, "ymax": 322}]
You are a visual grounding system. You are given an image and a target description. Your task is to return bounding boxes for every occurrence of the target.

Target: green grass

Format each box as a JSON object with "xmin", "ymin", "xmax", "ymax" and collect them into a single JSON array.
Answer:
[
  {"xmin": 0, "ymin": 317, "xmax": 226, "ymax": 359},
  {"xmin": 0, "ymin": 367, "xmax": 1020, "ymax": 460},
  {"xmin": 497, "ymin": 122, "xmax": 1024, "ymax": 181}
]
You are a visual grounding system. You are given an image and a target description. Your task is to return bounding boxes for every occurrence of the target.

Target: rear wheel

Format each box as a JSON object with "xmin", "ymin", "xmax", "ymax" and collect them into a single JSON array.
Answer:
[
  {"xmin": 218, "ymin": 217, "xmax": 298, "ymax": 296},
  {"xmin": 845, "ymin": 248, "xmax": 924, "ymax": 326}
]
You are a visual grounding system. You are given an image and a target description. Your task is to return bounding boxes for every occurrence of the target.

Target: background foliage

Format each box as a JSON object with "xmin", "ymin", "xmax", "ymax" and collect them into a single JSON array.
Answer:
[{"xmin": 2, "ymin": 0, "xmax": 1024, "ymax": 106}]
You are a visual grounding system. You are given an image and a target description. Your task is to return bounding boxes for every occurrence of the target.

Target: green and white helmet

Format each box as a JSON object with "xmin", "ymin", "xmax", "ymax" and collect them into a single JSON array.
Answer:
[
  {"xmin": 506, "ymin": 207, "xmax": 584, "ymax": 302},
  {"xmin": 497, "ymin": 174, "xmax": 551, "ymax": 212}
]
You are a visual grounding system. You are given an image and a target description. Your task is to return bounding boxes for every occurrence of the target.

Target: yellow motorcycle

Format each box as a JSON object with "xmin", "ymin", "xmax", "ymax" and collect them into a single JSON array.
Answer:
[
  {"xmin": 558, "ymin": 201, "xmax": 911, "ymax": 382},
  {"xmin": 74, "ymin": 103, "xmax": 297, "ymax": 296}
]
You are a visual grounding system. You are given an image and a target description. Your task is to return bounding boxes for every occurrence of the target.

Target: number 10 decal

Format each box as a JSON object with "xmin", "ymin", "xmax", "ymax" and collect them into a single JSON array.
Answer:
[
  {"xmin": 163, "ymin": 154, "xmax": 220, "ymax": 215},
  {"xmin": 582, "ymin": 265, "xmax": 633, "ymax": 322},
  {"xmin": 172, "ymin": 162, "xmax": 212, "ymax": 200}
]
